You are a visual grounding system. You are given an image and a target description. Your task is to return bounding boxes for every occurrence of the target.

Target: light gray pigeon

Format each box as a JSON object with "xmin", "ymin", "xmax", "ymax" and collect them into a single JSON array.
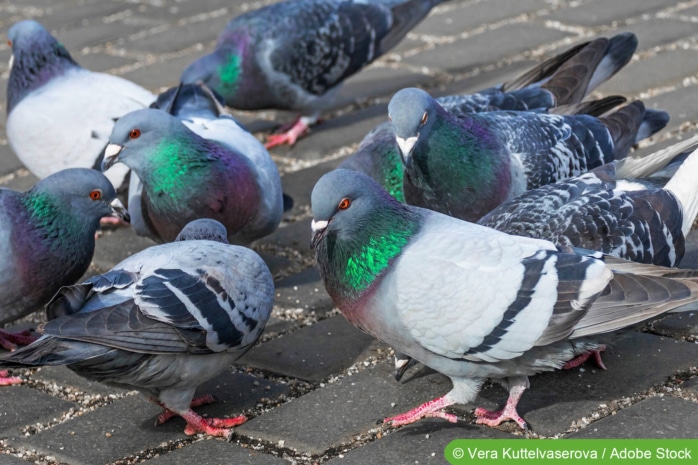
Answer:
[
  {"xmin": 341, "ymin": 33, "xmax": 638, "ymax": 202},
  {"xmin": 0, "ymin": 168, "xmax": 128, "ymax": 384},
  {"xmin": 5, "ymin": 20, "xmax": 155, "ymax": 191},
  {"xmin": 180, "ymin": 0, "xmax": 446, "ymax": 148},
  {"xmin": 0, "ymin": 219, "xmax": 274, "ymax": 438},
  {"xmin": 102, "ymin": 107, "xmax": 283, "ymax": 244},
  {"xmin": 389, "ymin": 88, "xmax": 669, "ymax": 222},
  {"xmin": 311, "ymin": 169, "xmax": 698, "ymax": 429}
]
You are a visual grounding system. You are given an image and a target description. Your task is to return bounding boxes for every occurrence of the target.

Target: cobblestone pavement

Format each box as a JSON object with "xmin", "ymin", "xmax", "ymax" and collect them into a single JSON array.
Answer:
[{"xmin": 1, "ymin": 0, "xmax": 698, "ymax": 464}]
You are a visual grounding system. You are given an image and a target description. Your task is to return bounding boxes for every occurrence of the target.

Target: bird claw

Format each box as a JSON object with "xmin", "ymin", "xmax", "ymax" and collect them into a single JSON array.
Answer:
[
  {"xmin": 155, "ymin": 394, "xmax": 219, "ymax": 426},
  {"xmin": 382, "ymin": 395, "xmax": 456, "ymax": 427},
  {"xmin": 264, "ymin": 118, "xmax": 311, "ymax": 149},
  {"xmin": 0, "ymin": 370, "xmax": 23, "ymax": 386},
  {"xmin": 0, "ymin": 329, "xmax": 36, "ymax": 352},
  {"xmin": 474, "ymin": 406, "xmax": 528, "ymax": 430},
  {"xmin": 563, "ymin": 345, "xmax": 607, "ymax": 370}
]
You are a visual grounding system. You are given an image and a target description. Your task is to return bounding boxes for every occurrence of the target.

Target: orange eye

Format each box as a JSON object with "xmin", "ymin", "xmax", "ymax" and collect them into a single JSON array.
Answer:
[
  {"xmin": 420, "ymin": 111, "xmax": 428, "ymax": 125},
  {"xmin": 89, "ymin": 190, "xmax": 102, "ymax": 200},
  {"xmin": 6, "ymin": 40, "xmax": 11, "ymax": 47},
  {"xmin": 129, "ymin": 128, "xmax": 141, "ymax": 139},
  {"xmin": 338, "ymin": 198, "xmax": 351, "ymax": 210}
]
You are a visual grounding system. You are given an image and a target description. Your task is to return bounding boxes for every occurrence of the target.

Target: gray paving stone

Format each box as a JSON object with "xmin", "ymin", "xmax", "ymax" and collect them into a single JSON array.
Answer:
[
  {"xmin": 681, "ymin": 376, "xmax": 698, "ymax": 396},
  {"xmin": 0, "ymin": 171, "xmax": 39, "ymax": 193},
  {"xmin": 324, "ymin": 419, "xmax": 516, "ymax": 465},
  {"xmin": 14, "ymin": 372, "xmax": 287, "ymax": 465},
  {"xmin": 545, "ymin": 0, "xmax": 674, "ymax": 27},
  {"xmin": 76, "ymin": 52, "xmax": 136, "ymax": 73},
  {"xmin": 645, "ymin": 86, "xmax": 698, "ymax": 133},
  {"xmin": 128, "ymin": 16, "xmax": 230, "ymax": 55},
  {"xmin": 595, "ymin": 50, "xmax": 698, "ymax": 97},
  {"xmin": 628, "ymin": 19, "xmax": 698, "ymax": 51},
  {"xmin": 239, "ymin": 315, "xmax": 383, "ymax": 382},
  {"xmin": 481, "ymin": 332, "xmax": 698, "ymax": 436},
  {"xmin": 31, "ymin": 366, "xmax": 130, "ymax": 397},
  {"xmin": 569, "ymin": 396, "xmax": 698, "ymax": 438},
  {"xmin": 0, "ymin": 143, "xmax": 24, "ymax": 178},
  {"xmin": 336, "ymin": 65, "xmax": 433, "ymax": 110},
  {"xmin": 145, "ymin": 438, "xmax": 291, "ymax": 465},
  {"xmin": 413, "ymin": 0, "xmax": 549, "ymax": 37},
  {"xmin": 118, "ymin": 48, "xmax": 206, "ymax": 92},
  {"xmin": 0, "ymin": 386, "xmax": 77, "ymax": 438},
  {"xmin": 274, "ymin": 267, "xmax": 334, "ymax": 314},
  {"xmin": 403, "ymin": 23, "xmax": 571, "ymax": 74},
  {"xmin": 258, "ymin": 219, "xmax": 313, "ymax": 251},
  {"xmin": 0, "ymin": 452, "xmax": 35, "ymax": 465},
  {"xmin": 276, "ymin": 158, "xmax": 347, "ymax": 210},
  {"xmin": 236, "ymin": 361, "xmax": 452, "ymax": 455},
  {"xmin": 651, "ymin": 313, "xmax": 698, "ymax": 340},
  {"xmin": 52, "ymin": 21, "xmax": 145, "ymax": 51},
  {"xmin": 438, "ymin": 60, "xmax": 536, "ymax": 98},
  {"xmin": 24, "ymin": 1, "xmax": 129, "ymax": 32}
]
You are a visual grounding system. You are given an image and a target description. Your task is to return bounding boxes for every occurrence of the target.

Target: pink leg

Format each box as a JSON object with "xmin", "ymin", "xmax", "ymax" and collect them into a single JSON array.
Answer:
[
  {"xmin": 383, "ymin": 395, "xmax": 457, "ymax": 427},
  {"xmin": 155, "ymin": 394, "xmax": 217, "ymax": 425},
  {"xmin": 474, "ymin": 383, "xmax": 528, "ymax": 429},
  {"xmin": 180, "ymin": 409, "xmax": 247, "ymax": 438},
  {"xmin": 99, "ymin": 217, "xmax": 129, "ymax": 229},
  {"xmin": 265, "ymin": 116, "xmax": 312, "ymax": 148},
  {"xmin": 0, "ymin": 329, "xmax": 36, "ymax": 351},
  {"xmin": 563, "ymin": 344, "xmax": 607, "ymax": 370},
  {"xmin": 0, "ymin": 370, "xmax": 22, "ymax": 386}
]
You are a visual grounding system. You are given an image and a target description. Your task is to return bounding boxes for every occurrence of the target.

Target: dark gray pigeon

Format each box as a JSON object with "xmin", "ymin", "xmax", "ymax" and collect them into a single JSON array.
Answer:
[
  {"xmin": 0, "ymin": 219, "xmax": 274, "ymax": 438},
  {"xmin": 0, "ymin": 168, "xmax": 128, "ymax": 384},
  {"xmin": 340, "ymin": 33, "xmax": 638, "ymax": 202},
  {"xmin": 390, "ymin": 88, "xmax": 668, "ymax": 222},
  {"xmin": 5, "ymin": 20, "xmax": 155, "ymax": 191},
  {"xmin": 311, "ymin": 168, "xmax": 698, "ymax": 429},
  {"xmin": 103, "ymin": 107, "xmax": 283, "ymax": 245},
  {"xmin": 180, "ymin": 0, "xmax": 446, "ymax": 148}
]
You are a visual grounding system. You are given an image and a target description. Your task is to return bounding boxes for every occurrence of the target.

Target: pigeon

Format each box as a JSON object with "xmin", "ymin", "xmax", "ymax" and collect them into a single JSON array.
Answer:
[
  {"xmin": 0, "ymin": 219, "xmax": 274, "ymax": 438},
  {"xmin": 479, "ymin": 138, "xmax": 698, "ymax": 268},
  {"xmin": 340, "ymin": 33, "xmax": 639, "ymax": 202},
  {"xmin": 180, "ymin": 0, "xmax": 446, "ymax": 148},
  {"xmin": 393, "ymin": 136, "xmax": 698, "ymax": 382},
  {"xmin": 0, "ymin": 168, "xmax": 128, "ymax": 384},
  {"xmin": 102, "ymin": 107, "xmax": 284, "ymax": 245},
  {"xmin": 389, "ymin": 88, "xmax": 669, "ymax": 221},
  {"xmin": 5, "ymin": 20, "xmax": 155, "ymax": 191},
  {"xmin": 310, "ymin": 168, "xmax": 698, "ymax": 430}
]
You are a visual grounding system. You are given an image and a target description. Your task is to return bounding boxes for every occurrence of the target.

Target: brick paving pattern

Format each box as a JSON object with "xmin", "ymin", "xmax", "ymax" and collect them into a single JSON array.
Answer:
[{"xmin": 0, "ymin": 0, "xmax": 697, "ymax": 464}]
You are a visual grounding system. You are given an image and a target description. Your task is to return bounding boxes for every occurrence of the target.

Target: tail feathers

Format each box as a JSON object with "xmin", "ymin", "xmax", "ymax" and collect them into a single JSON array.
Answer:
[
  {"xmin": 616, "ymin": 134, "xmax": 698, "ymax": 179},
  {"xmin": 502, "ymin": 41, "xmax": 590, "ymax": 92},
  {"xmin": 663, "ymin": 146, "xmax": 698, "ymax": 237},
  {"xmin": 635, "ymin": 108, "xmax": 671, "ymax": 143},
  {"xmin": 380, "ymin": 0, "xmax": 443, "ymax": 53},
  {"xmin": 601, "ymin": 101, "xmax": 669, "ymax": 159},
  {"xmin": 586, "ymin": 32, "xmax": 638, "ymax": 92},
  {"xmin": 570, "ymin": 268, "xmax": 698, "ymax": 338},
  {"xmin": 0, "ymin": 336, "xmax": 112, "ymax": 369},
  {"xmin": 550, "ymin": 95, "xmax": 626, "ymax": 117}
]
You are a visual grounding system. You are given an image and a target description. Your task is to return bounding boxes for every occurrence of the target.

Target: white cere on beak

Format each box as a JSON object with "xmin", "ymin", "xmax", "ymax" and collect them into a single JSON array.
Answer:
[
  {"xmin": 8, "ymin": 54, "xmax": 13, "ymax": 69},
  {"xmin": 396, "ymin": 136, "xmax": 418, "ymax": 158},
  {"xmin": 311, "ymin": 219, "xmax": 328, "ymax": 233},
  {"xmin": 104, "ymin": 143, "xmax": 124, "ymax": 159}
]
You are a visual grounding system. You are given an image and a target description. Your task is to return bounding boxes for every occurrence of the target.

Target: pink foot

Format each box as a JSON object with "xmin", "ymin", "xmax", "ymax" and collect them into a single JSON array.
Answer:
[
  {"xmin": 265, "ymin": 117, "xmax": 311, "ymax": 148},
  {"xmin": 155, "ymin": 394, "xmax": 217, "ymax": 425},
  {"xmin": 180, "ymin": 409, "xmax": 247, "ymax": 438},
  {"xmin": 99, "ymin": 217, "xmax": 129, "ymax": 229},
  {"xmin": 563, "ymin": 345, "xmax": 607, "ymax": 370},
  {"xmin": 0, "ymin": 370, "xmax": 22, "ymax": 386},
  {"xmin": 383, "ymin": 395, "xmax": 457, "ymax": 427},
  {"xmin": 0, "ymin": 329, "xmax": 37, "ymax": 351},
  {"xmin": 474, "ymin": 384, "xmax": 528, "ymax": 429}
]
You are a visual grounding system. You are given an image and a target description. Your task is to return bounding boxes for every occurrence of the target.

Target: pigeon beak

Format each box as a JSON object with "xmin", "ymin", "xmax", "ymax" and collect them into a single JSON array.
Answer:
[
  {"xmin": 310, "ymin": 219, "xmax": 329, "ymax": 249},
  {"xmin": 8, "ymin": 53, "xmax": 13, "ymax": 70},
  {"xmin": 109, "ymin": 198, "xmax": 130, "ymax": 223},
  {"xmin": 396, "ymin": 135, "xmax": 418, "ymax": 166},
  {"xmin": 394, "ymin": 354, "xmax": 417, "ymax": 382},
  {"xmin": 102, "ymin": 144, "xmax": 124, "ymax": 171}
]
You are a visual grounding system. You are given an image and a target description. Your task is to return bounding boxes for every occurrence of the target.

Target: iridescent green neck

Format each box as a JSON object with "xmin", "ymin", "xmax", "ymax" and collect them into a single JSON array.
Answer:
[
  {"xmin": 216, "ymin": 54, "xmax": 241, "ymax": 98},
  {"xmin": 381, "ymin": 149, "xmax": 405, "ymax": 203},
  {"xmin": 148, "ymin": 138, "xmax": 209, "ymax": 201},
  {"xmin": 21, "ymin": 191, "xmax": 83, "ymax": 249}
]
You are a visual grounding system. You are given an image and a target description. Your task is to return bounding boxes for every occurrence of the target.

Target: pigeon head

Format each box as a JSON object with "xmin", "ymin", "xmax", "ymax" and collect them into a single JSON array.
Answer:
[
  {"xmin": 27, "ymin": 168, "xmax": 129, "ymax": 226},
  {"xmin": 388, "ymin": 88, "xmax": 439, "ymax": 166},
  {"xmin": 311, "ymin": 169, "xmax": 421, "ymax": 301},
  {"xmin": 7, "ymin": 20, "xmax": 79, "ymax": 113},
  {"xmin": 103, "ymin": 108, "xmax": 195, "ymax": 173},
  {"xmin": 175, "ymin": 219, "xmax": 229, "ymax": 244},
  {"xmin": 181, "ymin": 47, "xmax": 243, "ymax": 105}
]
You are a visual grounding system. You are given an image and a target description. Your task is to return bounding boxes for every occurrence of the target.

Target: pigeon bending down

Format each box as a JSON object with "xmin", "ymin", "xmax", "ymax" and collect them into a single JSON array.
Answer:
[
  {"xmin": 340, "ymin": 32, "xmax": 638, "ymax": 201},
  {"xmin": 5, "ymin": 20, "xmax": 155, "ymax": 192},
  {"xmin": 390, "ymin": 88, "xmax": 668, "ymax": 222},
  {"xmin": 0, "ymin": 169, "xmax": 128, "ymax": 383},
  {"xmin": 0, "ymin": 219, "xmax": 274, "ymax": 438},
  {"xmin": 180, "ymin": 0, "xmax": 445, "ymax": 148},
  {"xmin": 311, "ymin": 169, "xmax": 698, "ymax": 430},
  {"xmin": 103, "ymin": 107, "xmax": 283, "ymax": 244}
]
